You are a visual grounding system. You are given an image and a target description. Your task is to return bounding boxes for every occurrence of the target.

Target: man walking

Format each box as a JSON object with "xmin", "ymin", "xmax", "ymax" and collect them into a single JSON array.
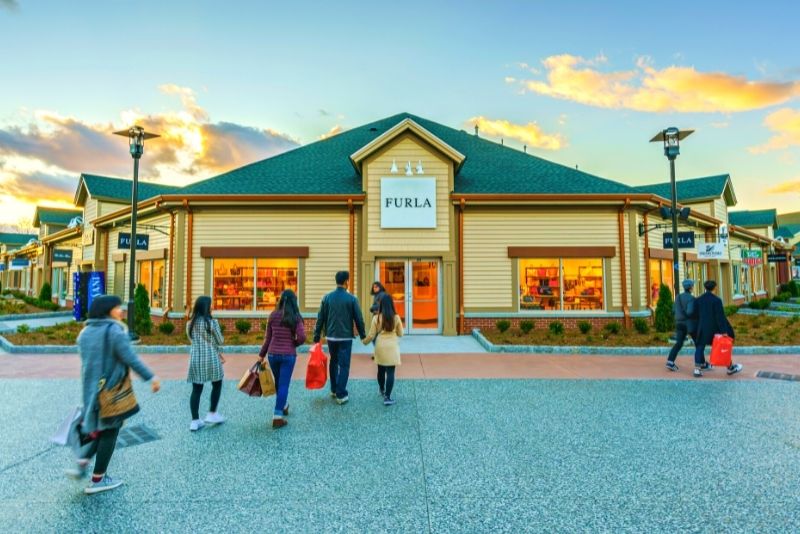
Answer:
[
  {"xmin": 313, "ymin": 271, "xmax": 366, "ymax": 404},
  {"xmin": 693, "ymin": 280, "xmax": 743, "ymax": 378},
  {"xmin": 665, "ymin": 279, "xmax": 705, "ymax": 372}
]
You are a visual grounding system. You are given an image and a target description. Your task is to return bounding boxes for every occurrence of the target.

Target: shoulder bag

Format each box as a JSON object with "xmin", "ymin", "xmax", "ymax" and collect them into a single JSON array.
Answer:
[{"xmin": 97, "ymin": 325, "xmax": 140, "ymax": 421}]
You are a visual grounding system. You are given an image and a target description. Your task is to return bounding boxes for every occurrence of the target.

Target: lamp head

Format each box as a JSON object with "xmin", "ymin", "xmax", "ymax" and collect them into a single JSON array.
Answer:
[
  {"xmin": 113, "ymin": 126, "xmax": 159, "ymax": 159},
  {"xmin": 649, "ymin": 128, "xmax": 693, "ymax": 160}
]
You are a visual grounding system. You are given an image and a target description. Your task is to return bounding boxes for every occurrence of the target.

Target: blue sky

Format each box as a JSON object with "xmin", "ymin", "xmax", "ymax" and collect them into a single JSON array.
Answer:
[{"xmin": 1, "ymin": 0, "xmax": 799, "ymax": 226}]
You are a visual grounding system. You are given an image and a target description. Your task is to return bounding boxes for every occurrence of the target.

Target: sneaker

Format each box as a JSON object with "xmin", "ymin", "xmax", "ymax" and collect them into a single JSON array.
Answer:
[
  {"xmin": 379, "ymin": 388, "xmax": 385, "ymax": 397},
  {"xmin": 329, "ymin": 391, "xmax": 337, "ymax": 398},
  {"xmin": 727, "ymin": 363, "xmax": 743, "ymax": 376},
  {"xmin": 189, "ymin": 419, "xmax": 205, "ymax": 432},
  {"xmin": 335, "ymin": 395, "xmax": 349, "ymax": 405},
  {"xmin": 383, "ymin": 397, "xmax": 396, "ymax": 406},
  {"xmin": 665, "ymin": 362, "xmax": 679, "ymax": 372},
  {"xmin": 700, "ymin": 362, "xmax": 713, "ymax": 371},
  {"xmin": 272, "ymin": 418, "xmax": 287, "ymax": 429},
  {"xmin": 693, "ymin": 368, "xmax": 703, "ymax": 378},
  {"xmin": 64, "ymin": 460, "xmax": 89, "ymax": 480},
  {"xmin": 282, "ymin": 405, "xmax": 289, "ymax": 417},
  {"xmin": 84, "ymin": 475, "xmax": 124, "ymax": 495},
  {"xmin": 204, "ymin": 412, "xmax": 226, "ymax": 425}
]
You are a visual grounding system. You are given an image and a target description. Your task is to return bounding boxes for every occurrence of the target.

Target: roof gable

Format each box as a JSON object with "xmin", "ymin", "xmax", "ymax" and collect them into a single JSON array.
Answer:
[
  {"xmin": 74, "ymin": 173, "xmax": 181, "ymax": 206},
  {"xmin": 0, "ymin": 232, "xmax": 37, "ymax": 246},
  {"xmin": 728, "ymin": 209, "xmax": 778, "ymax": 229},
  {"xmin": 634, "ymin": 174, "xmax": 736, "ymax": 205},
  {"xmin": 32, "ymin": 207, "xmax": 83, "ymax": 228},
  {"xmin": 776, "ymin": 225, "xmax": 800, "ymax": 239}
]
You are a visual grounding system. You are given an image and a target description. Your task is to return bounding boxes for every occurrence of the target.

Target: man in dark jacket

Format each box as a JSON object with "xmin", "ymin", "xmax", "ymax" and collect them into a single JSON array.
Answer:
[
  {"xmin": 313, "ymin": 271, "xmax": 366, "ymax": 404},
  {"xmin": 666, "ymin": 279, "xmax": 703, "ymax": 372},
  {"xmin": 693, "ymin": 280, "xmax": 742, "ymax": 378}
]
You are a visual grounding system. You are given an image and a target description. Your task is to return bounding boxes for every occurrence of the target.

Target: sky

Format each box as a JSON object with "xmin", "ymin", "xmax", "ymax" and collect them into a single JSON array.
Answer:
[{"xmin": 1, "ymin": 0, "xmax": 799, "ymax": 229}]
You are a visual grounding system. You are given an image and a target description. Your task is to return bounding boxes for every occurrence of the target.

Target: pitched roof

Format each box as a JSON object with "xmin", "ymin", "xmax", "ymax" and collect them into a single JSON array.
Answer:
[
  {"xmin": 776, "ymin": 225, "xmax": 800, "ymax": 239},
  {"xmin": 728, "ymin": 209, "xmax": 778, "ymax": 228},
  {"xmin": 633, "ymin": 174, "xmax": 735, "ymax": 205},
  {"xmin": 184, "ymin": 112, "xmax": 635, "ymax": 196},
  {"xmin": 777, "ymin": 211, "xmax": 800, "ymax": 226},
  {"xmin": 32, "ymin": 207, "xmax": 83, "ymax": 228},
  {"xmin": 0, "ymin": 232, "xmax": 37, "ymax": 246},
  {"xmin": 75, "ymin": 174, "xmax": 182, "ymax": 206}
]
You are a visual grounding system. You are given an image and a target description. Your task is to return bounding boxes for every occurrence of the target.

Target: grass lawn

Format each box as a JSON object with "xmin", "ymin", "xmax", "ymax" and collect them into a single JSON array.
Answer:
[{"xmin": 483, "ymin": 313, "xmax": 800, "ymax": 346}]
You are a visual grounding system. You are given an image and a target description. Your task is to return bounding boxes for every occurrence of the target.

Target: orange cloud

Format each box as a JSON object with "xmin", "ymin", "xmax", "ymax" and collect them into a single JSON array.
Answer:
[
  {"xmin": 514, "ymin": 54, "xmax": 800, "ymax": 113},
  {"xmin": 767, "ymin": 178, "xmax": 800, "ymax": 194},
  {"xmin": 749, "ymin": 108, "xmax": 800, "ymax": 154},
  {"xmin": 319, "ymin": 125, "xmax": 345, "ymax": 140},
  {"xmin": 467, "ymin": 116, "xmax": 565, "ymax": 150}
]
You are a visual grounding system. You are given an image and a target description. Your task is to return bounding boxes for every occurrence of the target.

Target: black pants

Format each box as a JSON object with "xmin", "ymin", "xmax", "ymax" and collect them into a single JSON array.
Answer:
[
  {"xmin": 190, "ymin": 381, "xmax": 222, "ymax": 420},
  {"xmin": 377, "ymin": 365, "xmax": 396, "ymax": 397},
  {"xmin": 81, "ymin": 428, "xmax": 120, "ymax": 476},
  {"xmin": 667, "ymin": 322, "xmax": 696, "ymax": 363}
]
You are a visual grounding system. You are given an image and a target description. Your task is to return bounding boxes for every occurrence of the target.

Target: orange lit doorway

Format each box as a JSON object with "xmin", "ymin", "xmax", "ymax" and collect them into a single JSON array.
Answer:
[{"xmin": 376, "ymin": 259, "xmax": 441, "ymax": 334}]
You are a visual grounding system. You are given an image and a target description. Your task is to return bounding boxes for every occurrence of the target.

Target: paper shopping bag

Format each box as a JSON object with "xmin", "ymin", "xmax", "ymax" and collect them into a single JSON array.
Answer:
[
  {"xmin": 259, "ymin": 363, "xmax": 277, "ymax": 397},
  {"xmin": 238, "ymin": 362, "xmax": 263, "ymax": 397}
]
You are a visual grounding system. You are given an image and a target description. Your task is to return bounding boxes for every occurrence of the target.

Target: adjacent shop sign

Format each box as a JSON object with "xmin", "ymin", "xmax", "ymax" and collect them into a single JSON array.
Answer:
[
  {"xmin": 767, "ymin": 253, "xmax": 788, "ymax": 263},
  {"xmin": 53, "ymin": 249, "xmax": 73, "ymax": 263},
  {"xmin": 82, "ymin": 227, "xmax": 95, "ymax": 246},
  {"xmin": 380, "ymin": 177, "xmax": 437, "ymax": 229},
  {"xmin": 117, "ymin": 232, "xmax": 150, "ymax": 250},
  {"xmin": 741, "ymin": 249, "xmax": 763, "ymax": 266},
  {"xmin": 10, "ymin": 258, "xmax": 29, "ymax": 270},
  {"xmin": 0, "ymin": 264, "xmax": 5, "ymax": 271},
  {"xmin": 663, "ymin": 232, "xmax": 695, "ymax": 249},
  {"xmin": 697, "ymin": 242, "xmax": 725, "ymax": 260}
]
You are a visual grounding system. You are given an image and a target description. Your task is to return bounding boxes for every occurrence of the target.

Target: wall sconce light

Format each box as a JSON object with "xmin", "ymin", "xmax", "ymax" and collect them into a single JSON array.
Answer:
[
  {"xmin": 416, "ymin": 160, "xmax": 424, "ymax": 174},
  {"xmin": 405, "ymin": 161, "xmax": 413, "ymax": 176},
  {"xmin": 390, "ymin": 159, "xmax": 398, "ymax": 173}
]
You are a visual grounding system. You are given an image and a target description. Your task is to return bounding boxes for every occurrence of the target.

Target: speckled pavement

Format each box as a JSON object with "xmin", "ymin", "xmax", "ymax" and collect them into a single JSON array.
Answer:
[{"xmin": 1, "ymin": 378, "xmax": 798, "ymax": 533}]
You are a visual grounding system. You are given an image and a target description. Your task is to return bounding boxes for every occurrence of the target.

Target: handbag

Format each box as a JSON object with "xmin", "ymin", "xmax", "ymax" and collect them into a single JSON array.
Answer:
[
  {"xmin": 305, "ymin": 342, "xmax": 328, "ymax": 390},
  {"xmin": 97, "ymin": 325, "xmax": 140, "ymax": 422},
  {"xmin": 238, "ymin": 362, "xmax": 263, "ymax": 397},
  {"xmin": 259, "ymin": 363, "xmax": 277, "ymax": 397}
]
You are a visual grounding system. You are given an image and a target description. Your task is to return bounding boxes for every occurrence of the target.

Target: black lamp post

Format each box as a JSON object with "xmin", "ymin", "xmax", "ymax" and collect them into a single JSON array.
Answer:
[
  {"xmin": 113, "ymin": 126, "xmax": 159, "ymax": 340},
  {"xmin": 650, "ymin": 127, "xmax": 694, "ymax": 297}
]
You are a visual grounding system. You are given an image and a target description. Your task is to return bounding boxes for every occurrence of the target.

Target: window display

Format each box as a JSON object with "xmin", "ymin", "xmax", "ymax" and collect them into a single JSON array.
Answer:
[
  {"xmin": 649, "ymin": 259, "xmax": 674, "ymax": 301},
  {"xmin": 519, "ymin": 258, "xmax": 604, "ymax": 311},
  {"xmin": 562, "ymin": 258, "xmax": 604, "ymax": 310},
  {"xmin": 137, "ymin": 259, "xmax": 166, "ymax": 308},
  {"xmin": 213, "ymin": 258, "xmax": 298, "ymax": 311}
]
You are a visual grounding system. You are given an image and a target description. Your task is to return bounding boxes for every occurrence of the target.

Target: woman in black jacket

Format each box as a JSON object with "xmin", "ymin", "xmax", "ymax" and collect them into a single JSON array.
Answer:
[{"xmin": 369, "ymin": 281, "xmax": 387, "ymax": 316}]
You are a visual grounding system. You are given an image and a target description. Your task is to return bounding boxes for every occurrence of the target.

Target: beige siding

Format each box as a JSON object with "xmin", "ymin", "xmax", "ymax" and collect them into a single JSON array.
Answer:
[
  {"xmin": 714, "ymin": 198, "xmax": 728, "ymax": 223},
  {"xmin": 463, "ymin": 208, "xmax": 624, "ymax": 309},
  {"xmin": 99, "ymin": 200, "xmax": 127, "ymax": 217},
  {"xmin": 190, "ymin": 209, "xmax": 353, "ymax": 311},
  {"xmin": 365, "ymin": 137, "xmax": 450, "ymax": 252},
  {"xmin": 686, "ymin": 201, "xmax": 712, "ymax": 217},
  {"xmin": 82, "ymin": 200, "xmax": 98, "ymax": 262}
]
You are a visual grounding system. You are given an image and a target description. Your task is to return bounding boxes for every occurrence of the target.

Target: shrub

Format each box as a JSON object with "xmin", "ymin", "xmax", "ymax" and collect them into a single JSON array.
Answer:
[
  {"xmin": 133, "ymin": 283, "xmax": 153, "ymax": 335},
  {"xmin": 219, "ymin": 323, "xmax": 226, "ymax": 334},
  {"xmin": 604, "ymin": 321, "xmax": 621, "ymax": 335},
  {"xmin": 654, "ymin": 284, "xmax": 674, "ymax": 333},
  {"xmin": 496, "ymin": 320, "xmax": 511, "ymax": 333},
  {"xmin": 748, "ymin": 298, "xmax": 771, "ymax": 310},
  {"xmin": 724, "ymin": 304, "xmax": 740, "ymax": 317},
  {"xmin": 158, "ymin": 321, "xmax": 176, "ymax": 335},
  {"xmin": 235, "ymin": 319, "xmax": 252, "ymax": 334},
  {"xmin": 519, "ymin": 320, "xmax": 534, "ymax": 334},
  {"xmin": 633, "ymin": 318, "xmax": 649, "ymax": 334},
  {"xmin": 785, "ymin": 280, "xmax": 800, "ymax": 298},
  {"xmin": 773, "ymin": 292, "xmax": 792, "ymax": 303},
  {"xmin": 577, "ymin": 321, "xmax": 592, "ymax": 334},
  {"xmin": 38, "ymin": 282, "xmax": 52, "ymax": 304},
  {"xmin": 548, "ymin": 321, "xmax": 564, "ymax": 335},
  {"xmin": 16, "ymin": 323, "xmax": 30, "ymax": 334}
]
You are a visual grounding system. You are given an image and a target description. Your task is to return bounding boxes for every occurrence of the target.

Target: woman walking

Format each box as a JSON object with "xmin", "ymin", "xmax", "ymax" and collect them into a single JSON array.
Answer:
[
  {"xmin": 369, "ymin": 281, "xmax": 387, "ymax": 316},
  {"xmin": 362, "ymin": 294, "xmax": 404, "ymax": 406},
  {"xmin": 187, "ymin": 296, "xmax": 226, "ymax": 431},
  {"xmin": 259, "ymin": 289, "xmax": 306, "ymax": 429},
  {"xmin": 68, "ymin": 295, "xmax": 160, "ymax": 495}
]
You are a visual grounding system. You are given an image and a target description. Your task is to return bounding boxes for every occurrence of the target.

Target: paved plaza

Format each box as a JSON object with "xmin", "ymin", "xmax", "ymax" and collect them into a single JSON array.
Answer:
[{"xmin": 1, "ymin": 357, "xmax": 799, "ymax": 533}]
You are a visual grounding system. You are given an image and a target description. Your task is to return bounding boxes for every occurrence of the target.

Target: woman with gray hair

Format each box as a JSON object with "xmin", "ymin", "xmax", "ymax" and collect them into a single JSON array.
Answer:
[{"xmin": 65, "ymin": 295, "xmax": 161, "ymax": 495}]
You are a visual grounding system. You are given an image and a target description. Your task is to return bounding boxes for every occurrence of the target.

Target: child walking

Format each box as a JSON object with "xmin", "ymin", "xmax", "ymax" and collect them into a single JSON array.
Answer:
[
  {"xmin": 186, "ymin": 296, "xmax": 226, "ymax": 431},
  {"xmin": 362, "ymin": 294, "xmax": 403, "ymax": 405}
]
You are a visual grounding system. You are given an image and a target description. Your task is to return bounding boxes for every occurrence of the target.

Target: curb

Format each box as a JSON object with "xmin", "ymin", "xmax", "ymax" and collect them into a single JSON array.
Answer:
[
  {"xmin": 0, "ymin": 311, "xmax": 72, "ymax": 321},
  {"xmin": 737, "ymin": 308, "xmax": 800, "ymax": 318},
  {"xmin": 471, "ymin": 329, "xmax": 800, "ymax": 356}
]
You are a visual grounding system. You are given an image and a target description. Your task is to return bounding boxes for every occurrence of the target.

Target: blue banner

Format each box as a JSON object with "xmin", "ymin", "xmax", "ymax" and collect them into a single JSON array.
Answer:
[
  {"xmin": 118, "ymin": 233, "xmax": 149, "ymax": 250},
  {"xmin": 87, "ymin": 271, "xmax": 106, "ymax": 311}
]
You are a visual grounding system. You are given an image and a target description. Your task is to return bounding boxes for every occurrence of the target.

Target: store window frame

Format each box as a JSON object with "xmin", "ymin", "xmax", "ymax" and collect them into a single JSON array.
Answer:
[
  {"xmin": 648, "ymin": 258, "xmax": 674, "ymax": 302},
  {"xmin": 137, "ymin": 258, "xmax": 166, "ymax": 310},
  {"xmin": 518, "ymin": 257, "xmax": 605, "ymax": 312},
  {"xmin": 211, "ymin": 257, "xmax": 300, "ymax": 314}
]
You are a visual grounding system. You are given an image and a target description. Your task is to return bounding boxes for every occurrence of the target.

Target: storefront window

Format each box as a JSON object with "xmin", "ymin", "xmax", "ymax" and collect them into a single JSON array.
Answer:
[
  {"xmin": 649, "ymin": 259, "xmax": 674, "ymax": 301},
  {"xmin": 213, "ymin": 258, "xmax": 298, "ymax": 312},
  {"xmin": 137, "ymin": 259, "xmax": 166, "ymax": 308},
  {"xmin": 520, "ymin": 259, "xmax": 560, "ymax": 310},
  {"xmin": 519, "ymin": 258, "xmax": 604, "ymax": 311},
  {"xmin": 138, "ymin": 260, "xmax": 151, "ymax": 300},
  {"xmin": 562, "ymin": 258, "xmax": 604, "ymax": 310},
  {"xmin": 684, "ymin": 262, "xmax": 708, "ymax": 289},
  {"xmin": 732, "ymin": 264, "xmax": 741, "ymax": 295}
]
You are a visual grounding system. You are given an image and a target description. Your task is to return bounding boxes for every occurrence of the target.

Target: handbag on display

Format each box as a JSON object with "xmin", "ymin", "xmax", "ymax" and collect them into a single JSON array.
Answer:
[
  {"xmin": 259, "ymin": 363, "xmax": 277, "ymax": 397},
  {"xmin": 305, "ymin": 342, "xmax": 328, "ymax": 390},
  {"xmin": 709, "ymin": 334, "xmax": 733, "ymax": 367},
  {"xmin": 238, "ymin": 362, "xmax": 263, "ymax": 397}
]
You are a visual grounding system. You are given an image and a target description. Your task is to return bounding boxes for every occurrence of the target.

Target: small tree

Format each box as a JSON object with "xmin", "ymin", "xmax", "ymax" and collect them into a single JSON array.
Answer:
[
  {"xmin": 134, "ymin": 283, "xmax": 153, "ymax": 335},
  {"xmin": 654, "ymin": 284, "xmax": 674, "ymax": 333},
  {"xmin": 38, "ymin": 282, "xmax": 52, "ymax": 304}
]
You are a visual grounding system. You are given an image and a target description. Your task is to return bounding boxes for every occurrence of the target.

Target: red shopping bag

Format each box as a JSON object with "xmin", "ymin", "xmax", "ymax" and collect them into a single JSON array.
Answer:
[
  {"xmin": 305, "ymin": 342, "xmax": 328, "ymax": 390},
  {"xmin": 710, "ymin": 334, "xmax": 733, "ymax": 368}
]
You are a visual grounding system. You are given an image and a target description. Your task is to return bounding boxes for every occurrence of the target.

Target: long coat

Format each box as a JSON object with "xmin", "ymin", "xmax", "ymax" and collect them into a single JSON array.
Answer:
[
  {"xmin": 362, "ymin": 314, "xmax": 404, "ymax": 366},
  {"xmin": 694, "ymin": 292, "xmax": 734, "ymax": 346},
  {"xmin": 78, "ymin": 319, "xmax": 155, "ymax": 433},
  {"xmin": 186, "ymin": 318, "xmax": 225, "ymax": 383}
]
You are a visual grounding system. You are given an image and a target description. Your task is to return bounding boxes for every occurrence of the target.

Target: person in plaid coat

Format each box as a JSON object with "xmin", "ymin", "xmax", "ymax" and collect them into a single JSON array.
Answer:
[{"xmin": 186, "ymin": 296, "xmax": 226, "ymax": 431}]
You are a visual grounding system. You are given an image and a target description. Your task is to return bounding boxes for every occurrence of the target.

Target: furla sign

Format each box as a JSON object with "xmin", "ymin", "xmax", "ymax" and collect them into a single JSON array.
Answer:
[{"xmin": 380, "ymin": 177, "xmax": 437, "ymax": 228}]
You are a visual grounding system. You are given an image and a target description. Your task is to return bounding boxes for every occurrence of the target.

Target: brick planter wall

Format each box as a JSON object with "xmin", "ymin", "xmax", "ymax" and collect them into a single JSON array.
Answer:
[
  {"xmin": 152, "ymin": 315, "xmax": 318, "ymax": 336},
  {"xmin": 463, "ymin": 316, "xmax": 634, "ymax": 333}
]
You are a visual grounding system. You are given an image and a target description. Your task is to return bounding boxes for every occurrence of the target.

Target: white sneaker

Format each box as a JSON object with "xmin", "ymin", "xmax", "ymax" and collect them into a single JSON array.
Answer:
[
  {"xmin": 189, "ymin": 419, "xmax": 206, "ymax": 432},
  {"xmin": 204, "ymin": 412, "xmax": 226, "ymax": 425}
]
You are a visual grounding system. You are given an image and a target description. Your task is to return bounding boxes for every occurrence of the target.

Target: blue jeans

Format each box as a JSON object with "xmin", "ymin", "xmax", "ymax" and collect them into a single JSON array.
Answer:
[
  {"xmin": 267, "ymin": 354, "xmax": 296, "ymax": 417},
  {"xmin": 327, "ymin": 340, "xmax": 353, "ymax": 399},
  {"xmin": 693, "ymin": 344, "xmax": 708, "ymax": 367}
]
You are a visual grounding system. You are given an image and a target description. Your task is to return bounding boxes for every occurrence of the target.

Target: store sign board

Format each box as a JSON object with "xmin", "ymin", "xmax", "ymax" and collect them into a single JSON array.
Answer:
[
  {"xmin": 0, "ymin": 264, "xmax": 5, "ymax": 271},
  {"xmin": 117, "ymin": 233, "xmax": 149, "ymax": 250},
  {"xmin": 741, "ymin": 249, "xmax": 763, "ymax": 266},
  {"xmin": 53, "ymin": 249, "xmax": 73, "ymax": 263},
  {"xmin": 697, "ymin": 242, "xmax": 725, "ymax": 260},
  {"xmin": 663, "ymin": 232, "xmax": 695, "ymax": 249},
  {"xmin": 380, "ymin": 177, "xmax": 437, "ymax": 229},
  {"xmin": 10, "ymin": 258, "xmax": 29, "ymax": 270},
  {"xmin": 82, "ymin": 227, "xmax": 94, "ymax": 245},
  {"xmin": 767, "ymin": 253, "xmax": 787, "ymax": 263}
]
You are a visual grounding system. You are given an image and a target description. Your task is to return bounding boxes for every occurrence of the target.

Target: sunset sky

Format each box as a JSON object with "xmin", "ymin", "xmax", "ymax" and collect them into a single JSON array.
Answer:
[{"xmin": 1, "ymin": 0, "xmax": 799, "ymax": 229}]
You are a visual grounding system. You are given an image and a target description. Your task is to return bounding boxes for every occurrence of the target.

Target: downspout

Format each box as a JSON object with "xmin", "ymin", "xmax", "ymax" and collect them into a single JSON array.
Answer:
[
  {"xmin": 348, "ymin": 199, "xmax": 354, "ymax": 294},
  {"xmin": 458, "ymin": 198, "xmax": 465, "ymax": 334},
  {"xmin": 618, "ymin": 200, "xmax": 631, "ymax": 328},
  {"xmin": 643, "ymin": 212, "xmax": 652, "ymax": 310},
  {"xmin": 164, "ymin": 210, "xmax": 176, "ymax": 322},
  {"xmin": 184, "ymin": 200, "xmax": 194, "ymax": 318}
]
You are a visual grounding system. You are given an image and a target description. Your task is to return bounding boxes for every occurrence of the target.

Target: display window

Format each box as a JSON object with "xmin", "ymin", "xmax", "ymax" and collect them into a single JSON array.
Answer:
[
  {"xmin": 519, "ymin": 258, "xmax": 604, "ymax": 311},
  {"xmin": 649, "ymin": 259, "xmax": 674, "ymax": 301},
  {"xmin": 213, "ymin": 258, "xmax": 298, "ymax": 312},
  {"xmin": 137, "ymin": 259, "xmax": 166, "ymax": 308},
  {"xmin": 683, "ymin": 262, "xmax": 707, "ymax": 290}
]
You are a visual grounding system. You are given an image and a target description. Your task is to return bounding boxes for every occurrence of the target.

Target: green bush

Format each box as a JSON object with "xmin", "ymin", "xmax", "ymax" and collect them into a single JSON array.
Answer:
[
  {"xmin": 748, "ymin": 298, "xmax": 771, "ymax": 310},
  {"xmin": 519, "ymin": 320, "xmax": 534, "ymax": 335},
  {"xmin": 16, "ymin": 323, "xmax": 30, "ymax": 334},
  {"xmin": 496, "ymin": 320, "xmax": 511, "ymax": 333},
  {"xmin": 133, "ymin": 283, "xmax": 153, "ymax": 335},
  {"xmin": 724, "ymin": 305, "xmax": 739, "ymax": 317},
  {"xmin": 633, "ymin": 318, "xmax": 649, "ymax": 334},
  {"xmin": 219, "ymin": 323, "xmax": 226, "ymax": 334},
  {"xmin": 3, "ymin": 289, "xmax": 59, "ymax": 311},
  {"xmin": 784, "ymin": 280, "xmax": 800, "ymax": 298},
  {"xmin": 235, "ymin": 319, "xmax": 252, "ymax": 334},
  {"xmin": 158, "ymin": 321, "xmax": 176, "ymax": 335},
  {"xmin": 548, "ymin": 321, "xmax": 564, "ymax": 335},
  {"xmin": 604, "ymin": 321, "xmax": 621, "ymax": 335},
  {"xmin": 654, "ymin": 284, "xmax": 674, "ymax": 333},
  {"xmin": 38, "ymin": 282, "xmax": 52, "ymax": 304},
  {"xmin": 773, "ymin": 292, "xmax": 792, "ymax": 303},
  {"xmin": 577, "ymin": 321, "xmax": 592, "ymax": 334}
]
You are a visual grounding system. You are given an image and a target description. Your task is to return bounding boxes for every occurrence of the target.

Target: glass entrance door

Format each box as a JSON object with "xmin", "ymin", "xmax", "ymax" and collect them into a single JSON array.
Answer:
[{"xmin": 376, "ymin": 259, "xmax": 441, "ymax": 334}]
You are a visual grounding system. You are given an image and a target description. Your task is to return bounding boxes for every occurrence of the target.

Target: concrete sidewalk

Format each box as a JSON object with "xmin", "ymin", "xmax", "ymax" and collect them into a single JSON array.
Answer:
[{"xmin": 0, "ymin": 314, "xmax": 73, "ymax": 334}]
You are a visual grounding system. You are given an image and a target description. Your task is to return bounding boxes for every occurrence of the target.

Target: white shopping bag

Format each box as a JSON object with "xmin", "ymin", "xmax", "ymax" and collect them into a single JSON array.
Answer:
[{"xmin": 51, "ymin": 406, "xmax": 82, "ymax": 446}]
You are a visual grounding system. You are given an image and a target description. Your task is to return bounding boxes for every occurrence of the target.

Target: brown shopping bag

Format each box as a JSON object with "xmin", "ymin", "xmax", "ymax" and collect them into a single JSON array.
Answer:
[
  {"xmin": 238, "ymin": 362, "xmax": 262, "ymax": 397},
  {"xmin": 259, "ymin": 363, "xmax": 277, "ymax": 397}
]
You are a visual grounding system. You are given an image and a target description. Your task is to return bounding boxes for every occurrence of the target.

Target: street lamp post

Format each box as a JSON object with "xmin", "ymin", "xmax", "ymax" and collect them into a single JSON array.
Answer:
[
  {"xmin": 650, "ymin": 127, "xmax": 694, "ymax": 297},
  {"xmin": 113, "ymin": 126, "xmax": 160, "ymax": 340}
]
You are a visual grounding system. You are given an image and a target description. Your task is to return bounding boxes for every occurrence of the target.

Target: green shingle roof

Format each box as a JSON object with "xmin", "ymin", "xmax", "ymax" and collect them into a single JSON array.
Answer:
[
  {"xmin": 77, "ymin": 174, "xmax": 182, "ymax": 205},
  {"xmin": 0, "ymin": 233, "xmax": 37, "ymax": 246},
  {"xmin": 776, "ymin": 225, "xmax": 800, "ymax": 239},
  {"xmin": 32, "ymin": 207, "xmax": 83, "ymax": 228},
  {"xmin": 728, "ymin": 209, "xmax": 778, "ymax": 228},
  {"xmin": 634, "ymin": 174, "xmax": 733, "ymax": 204},
  {"xmin": 184, "ymin": 112, "xmax": 635, "ymax": 196}
]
